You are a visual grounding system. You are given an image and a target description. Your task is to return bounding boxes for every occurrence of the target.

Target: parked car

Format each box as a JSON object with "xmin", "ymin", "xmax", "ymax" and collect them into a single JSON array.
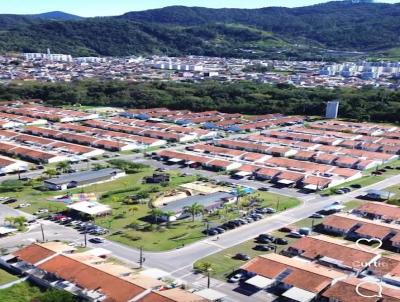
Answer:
[
  {"xmin": 35, "ymin": 209, "xmax": 49, "ymax": 215},
  {"xmin": 231, "ymin": 220, "xmax": 242, "ymax": 227},
  {"xmin": 288, "ymin": 231, "xmax": 304, "ymax": 238},
  {"xmin": 214, "ymin": 227, "xmax": 226, "ymax": 234},
  {"xmin": 258, "ymin": 234, "xmax": 275, "ymax": 241},
  {"xmin": 234, "ymin": 253, "xmax": 250, "ymax": 261},
  {"xmin": 206, "ymin": 229, "xmax": 219, "ymax": 236},
  {"xmin": 257, "ymin": 237, "xmax": 271, "ymax": 244},
  {"xmin": 254, "ymin": 244, "xmax": 272, "ymax": 251},
  {"xmin": 273, "ymin": 238, "xmax": 288, "ymax": 245},
  {"xmin": 279, "ymin": 227, "xmax": 293, "ymax": 233},
  {"xmin": 265, "ymin": 207, "xmax": 276, "ymax": 214},
  {"xmin": 310, "ymin": 213, "xmax": 325, "ymax": 219},
  {"xmin": 89, "ymin": 237, "xmax": 105, "ymax": 244},
  {"xmin": 17, "ymin": 203, "xmax": 31, "ymax": 208},
  {"xmin": 250, "ymin": 213, "xmax": 263, "ymax": 220},
  {"xmin": 228, "ymin": 273, "xmax": 244, "ymax": 283},
  {"xmin": 259, "ymin": 187, "xmax": 269, "ymax": 191},
  {"xmin": 2, "ymin": 198, "xmax": 17, "ymax": 204},
  {"xmin": 244, "ymin": 217, "xmax": 254, "ymax": 223}
]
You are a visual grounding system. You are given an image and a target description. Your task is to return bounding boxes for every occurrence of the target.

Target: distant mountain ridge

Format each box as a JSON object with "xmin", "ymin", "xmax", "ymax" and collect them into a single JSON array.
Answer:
[
  {"xmin": 0, "ymin": 1, "xmax": 399, "ymax": 58},
  {"xmin": 25, "ymin": 11, "xmax": 83, "ymax": 21}
]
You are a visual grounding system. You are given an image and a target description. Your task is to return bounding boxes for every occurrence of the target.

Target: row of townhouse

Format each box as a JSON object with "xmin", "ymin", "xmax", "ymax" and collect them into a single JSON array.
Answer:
[
  {"xmin": 0, "ymin": 141, "xmax": 68, "ymax": 164},
  {"xmin": 321, "ymin": 213, "xmax": 400, "ymax": 251},
  {"xmin": 0, "ymin": 103, "xmax": 99, "ymax": 123},
  {"xmin": 54, "ymin": 123, "xmax": 167, "ymax": 147},
  {"xmin": 154, "ymin": 149, "xmax": 362, "ymax": 191},
  {"xmin": 215, "ymin": 137, "xmax": 397, "ymax": 170},
  {"xmin": 285, "ymin": 234, "xmax": 400, "ymax": 287},
  {"xmin": 0, "ymin": 242, "xmax": 211, "ymax": 302},
  {"xmin": 84, "ymin": 117, "xmax": 217, "ymax": 142},
  {"xmin": 266, "ymin": 128, "xmax": 400, "ymax": 156},
  {"xmin": 122, "ymin": 108, "xmax": 304, "ymax": 131},
  {"xmin": 24, "ymin": 125, "xmax": 159, "ymax": 152},
  {"xmin": 0, "ymin": 111, "xmax": 47, "ymax": 128},
  {"xmin": 0, "ymin": 129, "xmax": 104, "ymax": 160},
  {"xmin": 239, "ymin": 231, "xmax": 400, "ymax": 301},
  {"xmin": 309, "ymin": 120, "xmax": 398, "ymax": 137}
]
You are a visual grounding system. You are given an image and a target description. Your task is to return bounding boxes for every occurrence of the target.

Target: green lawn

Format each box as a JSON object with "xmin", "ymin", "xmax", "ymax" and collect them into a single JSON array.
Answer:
[
  {"xmin": 97, "ymin": 186, "xmax": 300, "ymax": 251},
  {"xmin": 194, "ymin": 216, "xmax": 321, "ymax": 281},
  {"xmin": 2, "ymin": 168, "xmax": 154, "ymax": 215},
  {"xmin": 322, "ymin": 175, "xmax": 385, "ymax": 196},
  {"xmin": 0, "ymin": 282, "xmax": 43, "ymax": 302},
  {"xmin": 0, "ymin": 269, "xmax": 18, "ymax": 286},
  {"xmin": 0, "ymin": 281, "xmax": 76, "ymax": 302},
  {"xmin": 343, "ymin": 200, "xmax": 363, "ymax": 211}
]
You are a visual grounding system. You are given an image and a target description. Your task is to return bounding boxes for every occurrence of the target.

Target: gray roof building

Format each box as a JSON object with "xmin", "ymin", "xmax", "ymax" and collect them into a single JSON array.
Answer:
[
  {"xmin": 161, "ymin": 191, "xmax": 235, "ymax": 214},
  {"xmin": 44, "ymin": 168, "xmax": 125, "ymax": 190}
]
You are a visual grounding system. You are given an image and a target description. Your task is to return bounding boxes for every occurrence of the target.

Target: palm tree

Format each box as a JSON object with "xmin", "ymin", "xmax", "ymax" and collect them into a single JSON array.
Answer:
[
  {"xmin": 234, "ymin": 186, "xmax": 247, "ymax": 212},
  {"xmin": 56, "ymin": 161, "xmax": 71, "ymax": 173},
  {"xmin": 149, "ymin": 208, "xmax": 164, "ymax": 224},
  {"xmin": 13, "ymin": 216, "xmax": 27, "ymax": 228},
  {"xmin": 184, "ymin": 203, "xmax": 204, "ymax": 222},
  {"xmin": 44, "ymin": 169, "xmax": 57, "ymax": 179},
  {"xmin": 197, "ymin": 262, "xmax": 214, "ymax": 288}
]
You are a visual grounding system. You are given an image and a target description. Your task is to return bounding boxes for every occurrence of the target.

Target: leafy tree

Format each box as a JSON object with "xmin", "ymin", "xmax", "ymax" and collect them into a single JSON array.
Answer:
[{"xmin": 13, "ymin": 216, "xmax": 27, "ymax": 227}]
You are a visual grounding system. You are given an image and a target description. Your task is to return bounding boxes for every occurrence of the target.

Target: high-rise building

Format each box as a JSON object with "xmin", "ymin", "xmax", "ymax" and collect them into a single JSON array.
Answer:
[{"xmin": 326, "ymin": 101, "xmax": 340, "ymax": 119}]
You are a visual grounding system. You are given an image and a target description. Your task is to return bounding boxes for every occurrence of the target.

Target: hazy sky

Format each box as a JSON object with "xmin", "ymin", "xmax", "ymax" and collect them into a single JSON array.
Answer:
[{"xmin": 0, "ymin": 0, "xmax": 398, "ymax": 17}]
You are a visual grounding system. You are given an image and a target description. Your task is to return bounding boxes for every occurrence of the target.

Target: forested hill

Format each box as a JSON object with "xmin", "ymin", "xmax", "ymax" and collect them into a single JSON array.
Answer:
[{"xmin": 0, "ymin": 1, "xmax": 400, "ymax": 57}]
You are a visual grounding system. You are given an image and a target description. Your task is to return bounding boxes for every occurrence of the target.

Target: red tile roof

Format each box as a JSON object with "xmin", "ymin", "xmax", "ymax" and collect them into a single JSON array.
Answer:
[{"xmin": 38, "ymin": 255, "xmax": 145, "ymax": 302}]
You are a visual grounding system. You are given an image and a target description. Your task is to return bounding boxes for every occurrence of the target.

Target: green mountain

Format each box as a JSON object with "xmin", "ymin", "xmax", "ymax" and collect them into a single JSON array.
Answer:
[
  {"xmin": 0, "ymin": 1, "xmax": 399, "ymax": 58},
  {"xmin": 25, "ymin": 11, "xmax": 83, "ymax": 21}
]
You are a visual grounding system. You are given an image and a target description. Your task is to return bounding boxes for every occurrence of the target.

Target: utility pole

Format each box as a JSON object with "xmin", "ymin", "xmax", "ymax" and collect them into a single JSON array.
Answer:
[
  {"xmin": 40, "ymin": 224, "xmax": 45, "ymax": 242},
  {"xmin": 276, "ymin": 198, "xmax": 280, "ymax": 212},
  {"xmin": 84, "ymin": 230, "xmax": 87, "ymax": 247},
  {"xmin": 139, "ymin": 246, "xmax": 145, "ymax": 268},
  {"xmin": 311, "ymin": 218, "xmax": 315, "ymax": 234},
  {"xmin": 207, "ymin": 269, "xmax": 211, "ymax": 288}
]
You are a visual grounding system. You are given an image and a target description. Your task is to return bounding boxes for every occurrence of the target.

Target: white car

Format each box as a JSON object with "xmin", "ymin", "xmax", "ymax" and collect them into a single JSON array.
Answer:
[
  {"xmin": 228, "ymin": 273, "xmax": 243, "ymax": 283},
  {"xmin": 18, "ymin": 203, "xmax": 31, "ymax": 208},
  {"xmin": 289, "ymin": 231, "xmax": 305, "ymax": 238},
  {"xmin": 36, "ymin": 209, "xmax": 49, "ymax": 214}
]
